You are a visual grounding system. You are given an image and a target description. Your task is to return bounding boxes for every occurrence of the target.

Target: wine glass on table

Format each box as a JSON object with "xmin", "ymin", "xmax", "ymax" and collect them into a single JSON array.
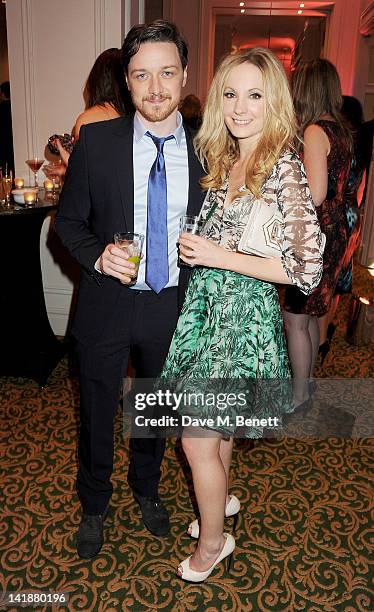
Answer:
[
  {"xmin": 26, "ymin": 157, "xmax": 44, "ymax": 188},
  {"xmin": 2, "ymin": 166, "xmax": 13, "ymax": 207},
  {"xmin": 43, "ymin": 160, "xmax": 64, "ymax": 198}
]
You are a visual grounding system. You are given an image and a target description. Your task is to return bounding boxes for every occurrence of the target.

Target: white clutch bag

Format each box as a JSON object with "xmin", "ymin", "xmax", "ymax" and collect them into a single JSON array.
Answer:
[{"xmin": 238, "ymin": 199, "xmax": 284, "ymax": 258}]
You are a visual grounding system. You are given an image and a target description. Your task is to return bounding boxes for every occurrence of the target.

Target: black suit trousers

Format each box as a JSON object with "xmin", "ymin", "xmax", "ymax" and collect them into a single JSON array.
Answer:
[{"xmin": 76, "ymin": 286, "xmax": 179, "ymax": 514}]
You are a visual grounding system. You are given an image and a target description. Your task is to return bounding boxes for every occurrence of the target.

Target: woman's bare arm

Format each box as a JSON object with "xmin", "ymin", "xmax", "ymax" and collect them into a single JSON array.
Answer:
[{"xmin": 302, "ymin": 124, "xmax": 330, "ymax": 206}]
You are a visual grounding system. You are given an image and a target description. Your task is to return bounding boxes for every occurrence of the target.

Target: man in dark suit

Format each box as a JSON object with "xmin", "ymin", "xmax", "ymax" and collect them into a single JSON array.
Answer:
[{"xmin": 56, "ymin": 20, "xmax": 205, "ymax": 558}]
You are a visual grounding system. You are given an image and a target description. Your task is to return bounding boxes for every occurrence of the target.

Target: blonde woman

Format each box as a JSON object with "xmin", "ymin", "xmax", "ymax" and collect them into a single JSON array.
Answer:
[{"xmin": 161, "ymin": 48, "xmax": 324, "ymax": 582}]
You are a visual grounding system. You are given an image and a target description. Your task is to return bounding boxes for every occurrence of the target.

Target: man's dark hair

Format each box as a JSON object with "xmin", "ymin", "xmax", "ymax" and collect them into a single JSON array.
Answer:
[
  {"xmin": 1, "ymin": 81, "xmax": 10, "ymax": 99},
  {"xmin": 122, "ymin": 20, "xmax": 188, "ymax": 74}
]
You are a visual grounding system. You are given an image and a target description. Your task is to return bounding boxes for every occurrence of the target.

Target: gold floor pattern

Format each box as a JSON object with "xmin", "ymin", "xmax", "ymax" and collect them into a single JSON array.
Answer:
[{"xmin": 1, "ymin": 264, "xmax": 373, "ymax": 612}]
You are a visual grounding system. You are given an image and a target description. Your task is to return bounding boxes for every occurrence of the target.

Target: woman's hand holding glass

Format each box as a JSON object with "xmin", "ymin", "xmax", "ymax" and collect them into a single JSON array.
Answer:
[
  {"xmin": 179, "ymin": 233, "xmax": 226, "ymax": 269},
  {"xmin": 43, "ymin": 161, "xmax": 66, "ymax": 180},
  {"xmin": 43, "ymin": 161, "xmax": 66, "ymax": 196},
  {"xmin": 43, "ymin": 140, "xmax": 70, "ymax": 187}
]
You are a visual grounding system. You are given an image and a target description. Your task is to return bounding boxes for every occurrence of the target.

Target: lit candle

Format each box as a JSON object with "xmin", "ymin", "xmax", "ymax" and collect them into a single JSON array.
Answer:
[
  {"xmin": 24, "ymin": 191, "xmax": 37, "ymax": 206},
  {"xmin": 44, "ymin": 179, "xmax": 54, "ymax": 191},
  {"xmin": 14, "ymin": 178, "xmax": 25, "ymax": 189}
]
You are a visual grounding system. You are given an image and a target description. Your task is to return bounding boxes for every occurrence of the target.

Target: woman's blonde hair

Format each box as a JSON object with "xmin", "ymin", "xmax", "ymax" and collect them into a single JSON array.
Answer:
[
  {"xmin": 291, "ymin": 58, "xmax": 352, "ymax": 150},
  {"xmin": 195, "ymin": 47, "xmax": 297, "ymax": 197}
]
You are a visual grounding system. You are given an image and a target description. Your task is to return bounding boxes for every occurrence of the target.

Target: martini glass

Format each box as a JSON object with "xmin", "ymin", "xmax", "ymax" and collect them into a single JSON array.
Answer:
[{"xmin": 26, "ymin": 158, "xmax": 44, "ymax": 188}]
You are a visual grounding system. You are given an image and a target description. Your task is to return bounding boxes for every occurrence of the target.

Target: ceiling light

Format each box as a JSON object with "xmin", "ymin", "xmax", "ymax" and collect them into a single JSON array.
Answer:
[
  {"xmin": 241, "ymin": 9, "xmax": 245, "ymax": 13},
  {"xmin": 239, "ymin": 2, "xmax": 245, "ymax": 6},
  {"xmin": 298, "ymin": 9, "xmax": 303, "ymax": 14}
]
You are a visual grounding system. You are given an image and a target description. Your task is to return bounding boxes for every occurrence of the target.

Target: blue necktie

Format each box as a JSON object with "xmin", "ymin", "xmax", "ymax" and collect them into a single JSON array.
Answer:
[{"xmin": 145, "ymin": 132, "xmax": 174, "ymax": 293}]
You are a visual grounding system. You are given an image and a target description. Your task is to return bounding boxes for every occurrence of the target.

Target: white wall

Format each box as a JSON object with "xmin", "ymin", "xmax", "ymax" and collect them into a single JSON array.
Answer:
[
  {"xmin": 354, "ymin": 0, "xmax": 374, "ymax": 118},
  {"xmin": 164, "ymin": 0, "xmax": 201, "ymax": 98},
  {"xmin": 324, "ymin": 0, "xmax": 361, "ymax": 95},
  {"xmin": 6, "ymin": 0, "xmax": 123, "ymax": 336},
  {"xmin": 361, "ymin": 0, "xmax": 374, "ymax": 12},
  {"xmin": 6, "ymin": 0, "xmax": 123, "ymax": 181}
]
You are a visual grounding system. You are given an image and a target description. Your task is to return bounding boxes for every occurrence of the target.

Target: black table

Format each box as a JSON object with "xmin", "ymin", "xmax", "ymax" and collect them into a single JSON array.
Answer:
[{"xmin": 0, "ymin": 194, "xmax": 64, "ymax": 385}]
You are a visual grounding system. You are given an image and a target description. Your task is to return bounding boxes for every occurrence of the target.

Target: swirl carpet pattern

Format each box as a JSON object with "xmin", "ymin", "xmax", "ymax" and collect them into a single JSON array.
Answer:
[{"xmin": 1, "ymin": 264, "xmax": 373, "ymax": 612}]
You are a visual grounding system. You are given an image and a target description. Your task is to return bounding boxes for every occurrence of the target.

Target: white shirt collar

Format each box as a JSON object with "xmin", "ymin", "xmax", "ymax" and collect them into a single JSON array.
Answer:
[{"xmin": 133, "ymin": 110, "xmax": 184, "ymax": 147}]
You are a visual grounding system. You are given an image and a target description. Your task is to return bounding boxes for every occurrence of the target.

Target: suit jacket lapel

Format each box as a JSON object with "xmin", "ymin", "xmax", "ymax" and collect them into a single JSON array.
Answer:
[
  {"xmin": 112, "ymin": 117, "xmax": 134, "ymax": 232},
  {"xmin": 111, "ymin": 119, "xmax": 204, "ymax": 233}
]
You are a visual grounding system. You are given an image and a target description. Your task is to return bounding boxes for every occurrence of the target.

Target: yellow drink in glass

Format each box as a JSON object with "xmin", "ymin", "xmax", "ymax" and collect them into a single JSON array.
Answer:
[{"xmin": 114, "ymin": 232, "xmax": 144, "ymax": 284}]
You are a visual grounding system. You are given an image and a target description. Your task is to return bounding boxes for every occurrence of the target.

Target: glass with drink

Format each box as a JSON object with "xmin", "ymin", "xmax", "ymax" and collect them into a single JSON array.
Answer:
[
  {"xmin": 2, "ymin": 168, "xmax": 13, "ymax": 207},
  {"xmin": 52, "ymin": 175, "xmax": 61, "ymax": 196},
  {"xmin": 114, "ymin": 232, "xmax": 144, "ymax": 285},
  {"xmin": 178, "ymin": 215, "xmax": 203, "ymax": 267},
  {"xmin": 43, "ymin": 161, "xmax": 64, "ymax": 199},
  {"xmin": 26, "ymin": 158, "xmax": 44, "ymax": 187}
]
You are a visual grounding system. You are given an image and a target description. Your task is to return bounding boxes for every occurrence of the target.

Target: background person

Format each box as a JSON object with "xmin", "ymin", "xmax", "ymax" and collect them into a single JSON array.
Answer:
[
  {"xmin": 179, "ymin": 93, "xmax": 202, "ymax": 130},
  {"xmin": 283, "ymin": 59, "xmax": 352, "ymax": 400},
  {"xmin": 327, "ymin": 96, "xmax": 367, "ymax": 343},
  {"xmin": 44, "ymin": 48, "xmax": 130, "ymax": 180}
]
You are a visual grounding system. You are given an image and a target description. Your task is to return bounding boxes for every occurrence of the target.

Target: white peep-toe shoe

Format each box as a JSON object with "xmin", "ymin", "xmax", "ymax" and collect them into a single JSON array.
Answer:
[
  {"xmin": 177, "ymin": 533, "xmax": 235, "ymax": 583},
  {"xmin": 187, "ymin": 495, "xmax": 240, "ymax": 539}
]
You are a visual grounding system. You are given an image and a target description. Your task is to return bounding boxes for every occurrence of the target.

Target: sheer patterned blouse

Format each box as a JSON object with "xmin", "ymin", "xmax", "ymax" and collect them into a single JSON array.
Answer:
[{"xmin": 199, "ymin": 149, "xmax": 324, "ymax": 295}]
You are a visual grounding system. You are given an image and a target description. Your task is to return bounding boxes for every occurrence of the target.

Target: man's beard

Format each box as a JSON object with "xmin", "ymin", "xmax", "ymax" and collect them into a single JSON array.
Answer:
[{"xmin": 136, "ymin": 95, "xmax": 179, "ymax": 123}]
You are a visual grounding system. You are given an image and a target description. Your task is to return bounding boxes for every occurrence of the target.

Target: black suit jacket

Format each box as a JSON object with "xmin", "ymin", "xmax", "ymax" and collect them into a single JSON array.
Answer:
[{"xmin": 56, "ymin": 115, "xmax": 206, "ymax": 344}]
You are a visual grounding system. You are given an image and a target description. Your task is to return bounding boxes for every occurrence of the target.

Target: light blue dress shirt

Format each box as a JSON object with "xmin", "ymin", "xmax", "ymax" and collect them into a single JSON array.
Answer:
[{"xmin": 132, "ymin": 110, "xmax": 189, "ymax": 290}]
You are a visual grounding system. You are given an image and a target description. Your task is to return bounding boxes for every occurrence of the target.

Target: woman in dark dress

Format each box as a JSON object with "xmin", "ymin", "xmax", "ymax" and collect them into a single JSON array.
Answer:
[
  {"xmin": 283, "ymin": 59, "xmax": 352, "ymax": 404},
  {"xmin": 327, "ymin": 97, "xmax": 366, "ymax": 340}
]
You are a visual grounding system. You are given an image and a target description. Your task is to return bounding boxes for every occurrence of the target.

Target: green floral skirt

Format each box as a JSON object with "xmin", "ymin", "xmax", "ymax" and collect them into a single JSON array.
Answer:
[{"xmin": 161, "ymin": 267, "xmax": 292, "ymax": 437}]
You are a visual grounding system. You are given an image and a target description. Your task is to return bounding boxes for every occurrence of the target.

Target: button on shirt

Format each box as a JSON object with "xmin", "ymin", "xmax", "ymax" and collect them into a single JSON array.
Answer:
[{"xmin": 132, "ymin": 111, "xmax": 189, "ymax": 290}]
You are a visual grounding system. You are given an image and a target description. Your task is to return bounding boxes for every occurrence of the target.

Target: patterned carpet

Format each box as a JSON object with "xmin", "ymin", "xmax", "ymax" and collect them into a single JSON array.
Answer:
[{"xmin": 1, "ymin": 264, "xmax": 373, "ymax": 612}]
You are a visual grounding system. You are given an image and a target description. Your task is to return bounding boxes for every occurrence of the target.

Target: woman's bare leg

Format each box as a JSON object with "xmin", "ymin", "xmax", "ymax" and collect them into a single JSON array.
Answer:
[
  {"xmin": 219, "ymin": 437, "xmax": 234, "ymax": 505},
  {"xmin": 179, "ymin": 429, "xmax": 226, "ymax": 573}
]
